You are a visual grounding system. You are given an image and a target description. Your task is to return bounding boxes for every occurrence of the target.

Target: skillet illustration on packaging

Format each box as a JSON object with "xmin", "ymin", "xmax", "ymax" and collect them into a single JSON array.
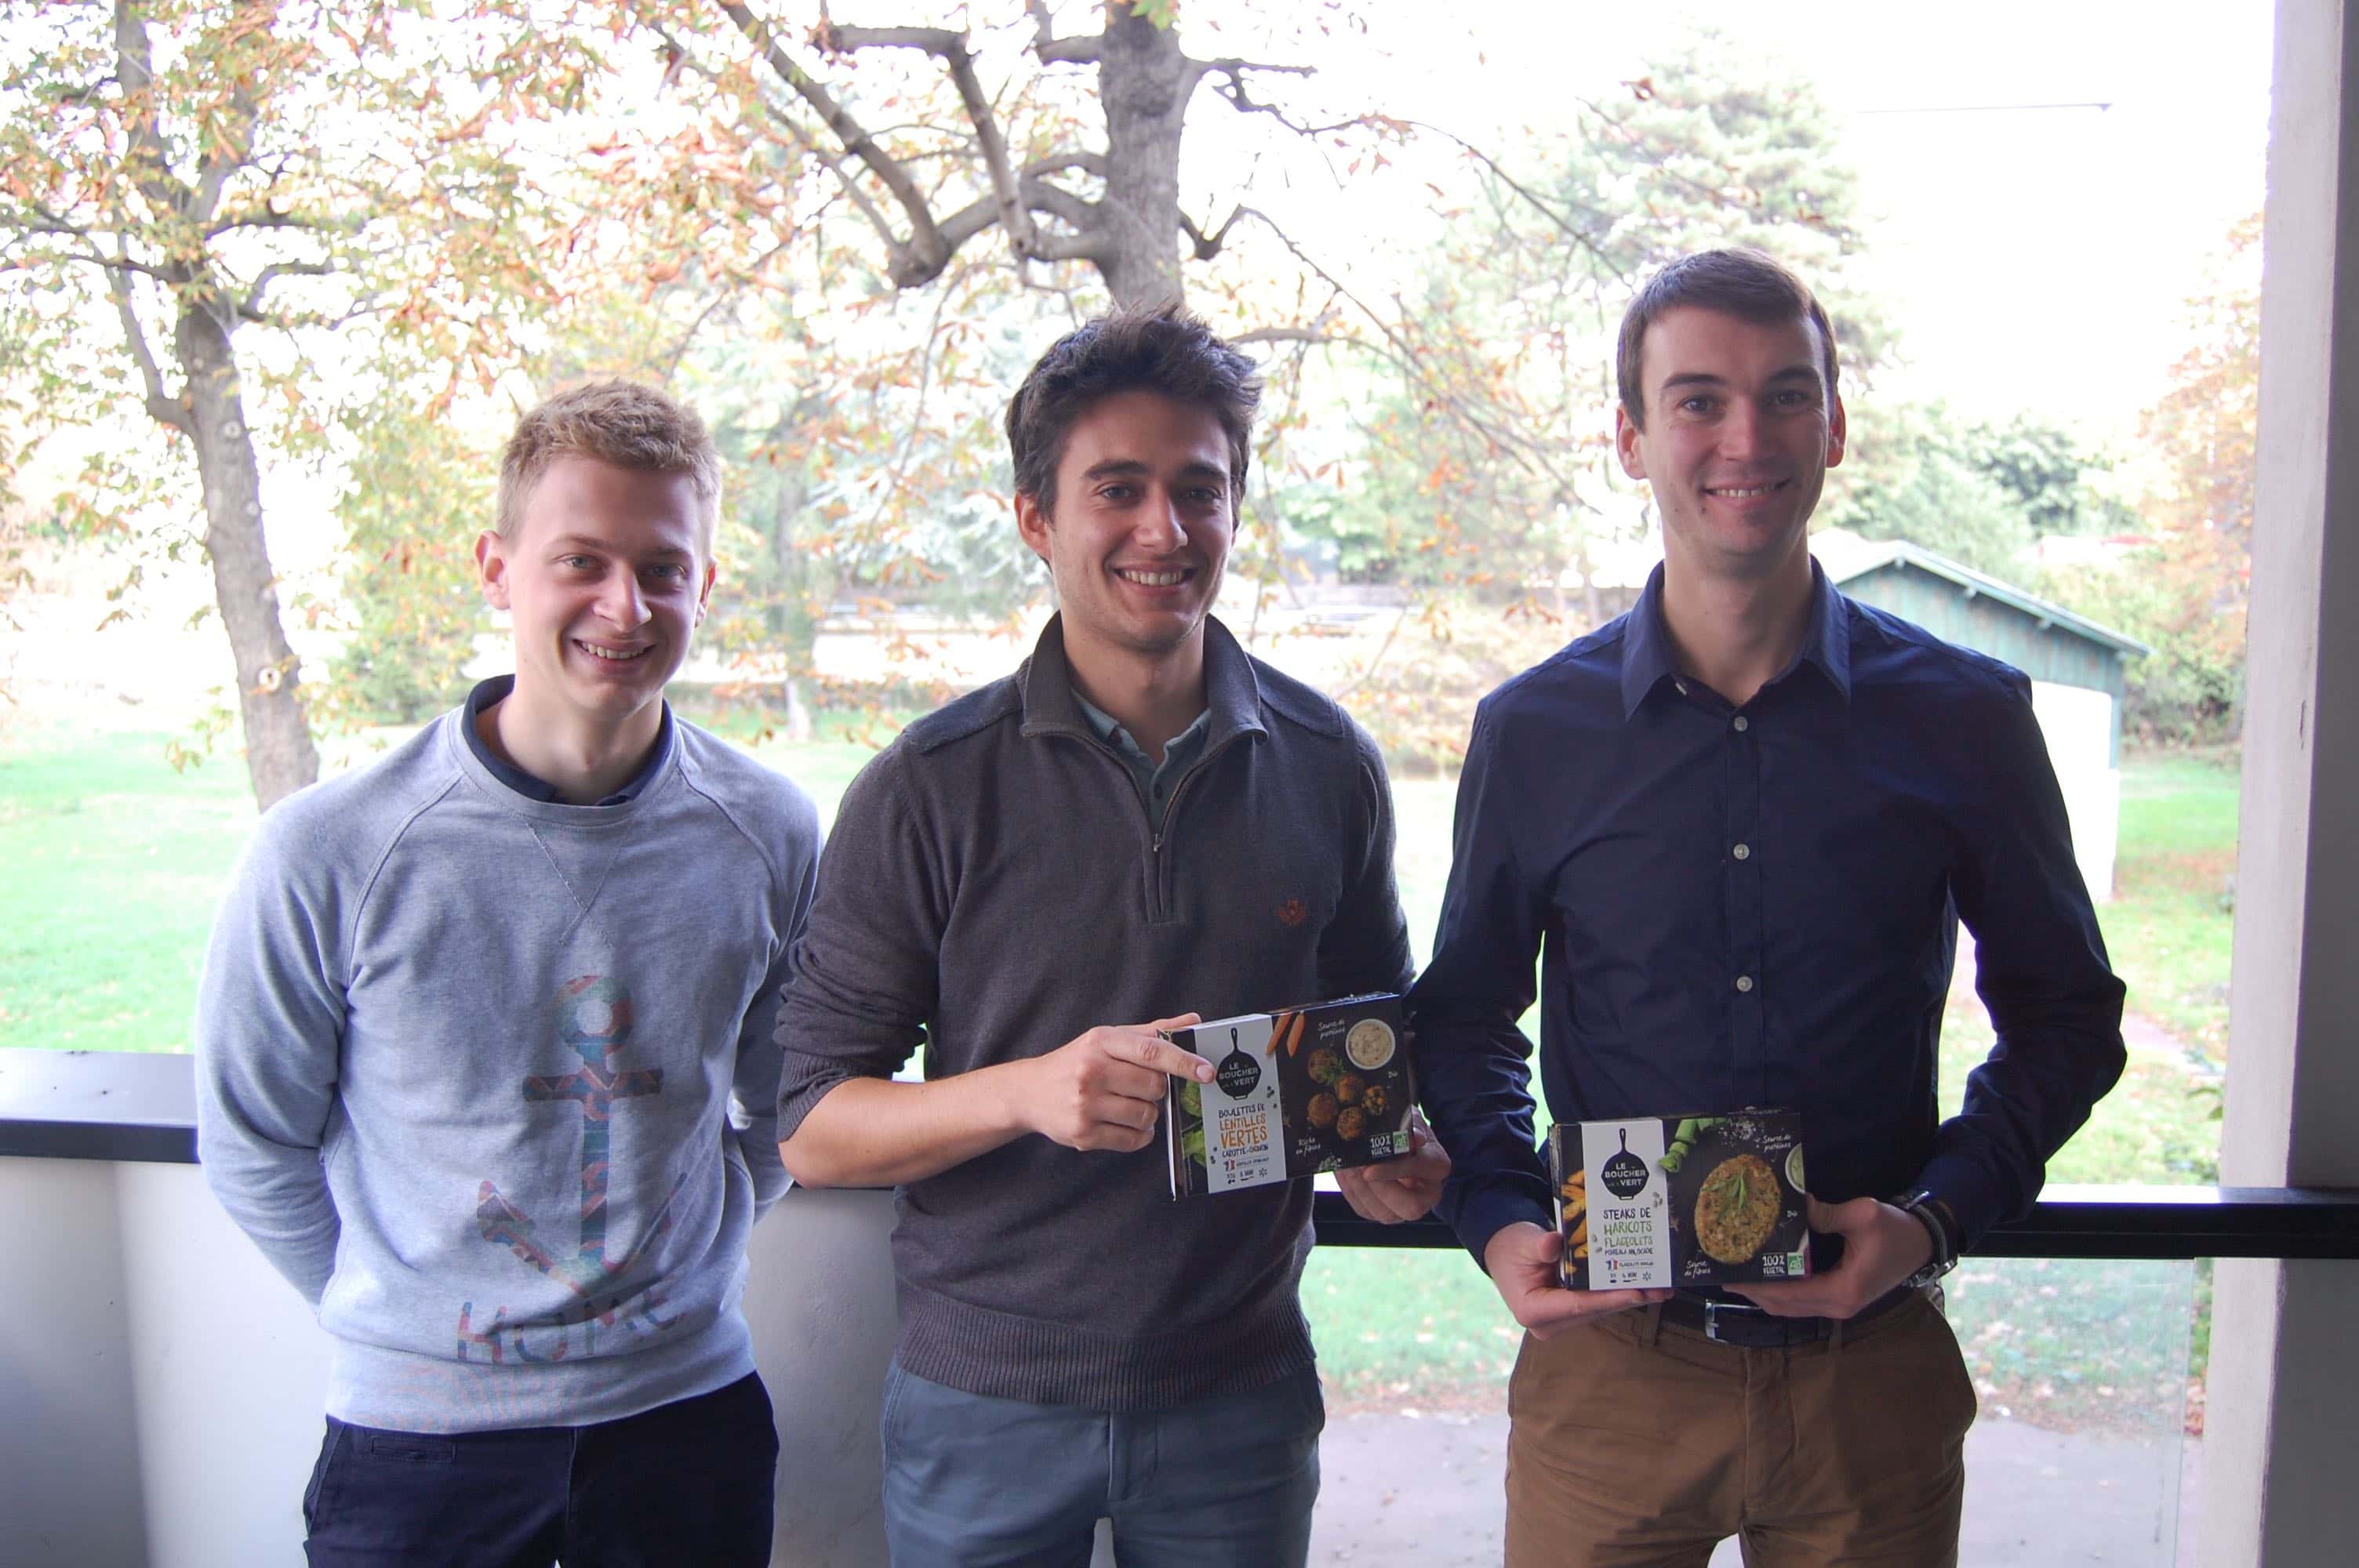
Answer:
[
  {"xmin": 1164, "ymin": 995, "xmax": 1412, "ymax": 1197},
  {"xmin": 1548, "ymin": 1110, "xmax": 1810, "ymax": 1289}
]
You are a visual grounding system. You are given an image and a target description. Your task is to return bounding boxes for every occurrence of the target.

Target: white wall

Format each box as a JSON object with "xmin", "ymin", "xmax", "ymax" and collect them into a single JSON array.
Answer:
[
  {"xmin": 2028, "ymin": 679, "xmax": 2121, "ymax": 901},
  {"xmin": 2203, "ymin": 3, "xmax": 2359, "ymax": 1564},
  {"xmin": 0, "ymin": 1156, "xmax": 903, "ymax": 1568},
  {"xmin": 0, "ymin": 1158, "xmax": 149, "ymax": 1568}
]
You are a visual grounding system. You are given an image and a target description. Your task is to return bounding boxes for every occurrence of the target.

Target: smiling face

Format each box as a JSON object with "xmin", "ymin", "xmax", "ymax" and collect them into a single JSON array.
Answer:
[
  {"xmin": 1015, "ymin": 389, "xmax": 1238, "ymax": 674},
  {"xmin": 1616, "ymin": 305, "xmax": 1846, "ymax": 583},
  {"xmin": 475, "ymin": 453, "xmax": 714, "ymax": 734}
]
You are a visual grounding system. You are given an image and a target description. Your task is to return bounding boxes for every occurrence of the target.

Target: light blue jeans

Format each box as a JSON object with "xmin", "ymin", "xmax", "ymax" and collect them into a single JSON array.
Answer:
[{"xmin": 878, "ymin": 1361, "xmax": 1325, "ymax": 1567}]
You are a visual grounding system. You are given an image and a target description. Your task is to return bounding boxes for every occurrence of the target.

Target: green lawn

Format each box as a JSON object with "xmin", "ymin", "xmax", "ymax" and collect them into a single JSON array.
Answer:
[
  {"xmin": 2107, "ymin": 749, "xmax": 2241, "ymax": 1062},
  {"xmin": 0, "ymin": 723, "xmax": 2241, "ymax": 1431},
  {"xmin": 0, "ymin": 720, "xmax": 881, "ymax": 1053}
]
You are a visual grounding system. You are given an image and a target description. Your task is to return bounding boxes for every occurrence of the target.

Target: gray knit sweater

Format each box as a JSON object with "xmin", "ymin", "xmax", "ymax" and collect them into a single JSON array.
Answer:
[
  {"xmin": 196, "ymin": 707, "xmax": 820, "ymax": 1432},
  {"xmin": 775, "ymin": 616, "xmax": 1413, "ymax": 1409}
]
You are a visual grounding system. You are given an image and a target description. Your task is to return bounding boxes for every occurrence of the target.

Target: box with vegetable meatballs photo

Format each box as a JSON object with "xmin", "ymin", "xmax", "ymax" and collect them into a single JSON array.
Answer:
[
  {"xmin": 1163, "ymin": 994, "xmax": 1414, "ymax": 1198},
  {"xmin": 1547, "ymin": 1111, "xmax": 1812, "ymax": 1290}
]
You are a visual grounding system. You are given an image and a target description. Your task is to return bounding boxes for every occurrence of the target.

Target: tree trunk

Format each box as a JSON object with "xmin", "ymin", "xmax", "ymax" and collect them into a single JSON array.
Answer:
[
  {"xmin": 1094, "ymin": 8, "xmax": 1190, "ymax": 309},
  {"xmin": 176, "ymin": 299, "xmax": 320, "ymax": 811}
]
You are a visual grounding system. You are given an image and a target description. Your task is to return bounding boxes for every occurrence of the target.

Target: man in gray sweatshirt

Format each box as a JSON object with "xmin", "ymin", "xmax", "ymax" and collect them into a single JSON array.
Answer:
[
  {"xmin": 773, "ymin": 309, "xmax": 1448, "ymax": 1566},
  {"xmin": 197, "ymin": 382, "xmax": 820, "ymax": 1566}
]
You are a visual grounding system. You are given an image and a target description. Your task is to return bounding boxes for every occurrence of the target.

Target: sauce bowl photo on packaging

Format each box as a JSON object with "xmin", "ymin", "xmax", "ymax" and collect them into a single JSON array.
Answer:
[{"xmin": 1163, "ymin": 995, "xmax": 1413, "ymax": 1198}]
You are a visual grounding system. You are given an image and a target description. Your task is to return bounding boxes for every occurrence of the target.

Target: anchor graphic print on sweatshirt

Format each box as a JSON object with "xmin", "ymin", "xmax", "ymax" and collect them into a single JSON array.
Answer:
[{"xmin": 460, "ymin": 975, "xmax": 689, "ymax": 1363}]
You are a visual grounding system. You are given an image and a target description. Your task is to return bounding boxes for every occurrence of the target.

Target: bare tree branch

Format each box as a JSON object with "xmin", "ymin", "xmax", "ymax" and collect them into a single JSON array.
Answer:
[
  {"xmin": 1183, "ymin": 56, "xmax": 1316, "ymax": 97},
  {"xmin": 191, "ymin": 12, "xmax": 266, "ymax": 224},
  {"xmin": 112, "ymin": 0, "xmax": 194, "ymax": 223},
  {"xmin": 239, "ymin": 259, "xmax": 332, "ymax": 319},
  {"xmin": 205, "ymin": 205, "xmax": 339, "ymax": 238},
  {"xmin": 714, "ymin": 2, "xmax": 951, "ymax": 285},
  {"xmin": 1233, "ymin": 206, "xmax": 1576, "ymax": 491},
  {"xmin": 104, "ymin": 261, "xmax": 191, "ymax": 434},
  {"xmin": 1028, "ymin": 0, "xmax": 1100, "ymax": 66},
  {"xmin": 1405, "ymin": 118, "xmax": 1628, "ymax": 286},
  {"xmin": 1178, "ymin": 205, "xmax": 1242, "ymax": 260},
  {"xmin": 816, "ymin": 22, "xmax": 1040, "ymax": 257},
  {"xmin": 1228, "ymin": 325, "xmax": 1343, "ymax": 347},
  {"xmin": 768, "ymin": 108, "xmax": 906, "ymax": 258},
  {"xmin": 1198, "ymin": 61, "xmax": 1364, "ymax": 137}
]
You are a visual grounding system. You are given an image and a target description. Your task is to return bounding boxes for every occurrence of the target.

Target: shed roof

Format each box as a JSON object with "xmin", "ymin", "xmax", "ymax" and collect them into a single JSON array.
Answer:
[{"xmin": 1814, "ymin": 529, "xmax": 2153, "ymax": 659}]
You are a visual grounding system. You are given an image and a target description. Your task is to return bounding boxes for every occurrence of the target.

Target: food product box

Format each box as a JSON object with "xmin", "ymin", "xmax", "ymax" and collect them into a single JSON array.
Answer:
[
  {"xmin": 1547, "ymin": 1110, "xmax": 1811, "ymax": 1290},
  {"xmin": 1164, "ymin": 994, "xmax": 1414, "ymax": 1197}
]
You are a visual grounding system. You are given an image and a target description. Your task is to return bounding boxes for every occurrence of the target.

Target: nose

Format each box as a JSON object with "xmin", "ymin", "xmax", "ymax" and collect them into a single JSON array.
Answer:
[
  {"xmin": 1134, "ymin": 488, "xmax": 1188, "ymax": 552},
  {"xmin": 1718, "ymin": 401, "xmax": 1765, "ymax": 460},
  {"xmin": 598, "ymin": 567, "xmax": 650, "ymax": 630}
]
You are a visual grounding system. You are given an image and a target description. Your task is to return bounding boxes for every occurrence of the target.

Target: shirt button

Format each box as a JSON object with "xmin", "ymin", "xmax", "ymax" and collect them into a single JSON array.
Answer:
[
  {"xmin": 1735, "ymin": 975, "xmax": 1754, "ymax": 993},
  {"xmin": 1732, "ymin": 716, "xmax": 1750, "ymax": 732},
  {"xmin": 1674, "ymin": 680, "xmax": 1690, "ymax": 697},
  {"xmin": 1732, "ymin": 843, "xmax": 1751, "ymax": 861}
]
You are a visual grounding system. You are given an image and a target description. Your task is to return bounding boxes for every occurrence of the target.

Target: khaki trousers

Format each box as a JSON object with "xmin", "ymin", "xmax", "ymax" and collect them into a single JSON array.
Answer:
[{"xmin": 1503, "ymin": 1291, "xmax": 1976, "ymax": 1568}]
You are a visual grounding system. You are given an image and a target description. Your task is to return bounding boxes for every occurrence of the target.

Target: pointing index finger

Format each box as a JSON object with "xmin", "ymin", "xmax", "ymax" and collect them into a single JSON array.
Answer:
[{"xmin": 1124, "ymin": 1024, "xmax": 1213, "ymax": 1081}]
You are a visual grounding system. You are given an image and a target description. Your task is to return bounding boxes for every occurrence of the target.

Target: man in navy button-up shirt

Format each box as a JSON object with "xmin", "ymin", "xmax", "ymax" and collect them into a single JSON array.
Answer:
[{"xmin": 1406, "ymin": 249, "xmax": 2125, "ymax": 1566}]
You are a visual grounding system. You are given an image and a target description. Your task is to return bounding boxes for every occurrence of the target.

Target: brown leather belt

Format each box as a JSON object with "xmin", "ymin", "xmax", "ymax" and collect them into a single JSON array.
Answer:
[{"xmin": 1660, "ymin": 1285, "xmax": 1914, "ymax": 1347}]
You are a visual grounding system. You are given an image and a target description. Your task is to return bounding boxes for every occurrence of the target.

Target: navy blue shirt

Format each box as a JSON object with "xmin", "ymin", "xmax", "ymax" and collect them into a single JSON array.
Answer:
[
  {"xmin": 461, "ymin": 676, "xmax": 674, "ymax": 806},
  {"xmin": 1409, "ymin": 564, "xmax": 2125, "ymax": 1265}
]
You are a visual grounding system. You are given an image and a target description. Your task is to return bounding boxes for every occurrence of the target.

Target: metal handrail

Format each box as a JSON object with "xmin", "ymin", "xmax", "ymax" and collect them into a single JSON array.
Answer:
[
  {"xmin": 8, "ymin": 1051, "xmax": 2356, "ymax": 1263},
  {"xmin": 1311, "ymin": 1184, "xmax": 2359, "ymax": 1260}
]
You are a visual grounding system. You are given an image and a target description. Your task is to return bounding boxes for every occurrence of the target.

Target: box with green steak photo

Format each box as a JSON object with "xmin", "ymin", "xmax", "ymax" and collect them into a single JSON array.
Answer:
[
  {"xmin": 1163, "ymin": 994, "xmax": 1413, "ymax": 1198},
  {"xmin": 1547, "ymin": 1110, "xmax": 1811, "ymax": 1290}
]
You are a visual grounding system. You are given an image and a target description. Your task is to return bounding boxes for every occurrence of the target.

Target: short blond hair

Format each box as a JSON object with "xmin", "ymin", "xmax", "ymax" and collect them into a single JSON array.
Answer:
[{"xmin": 496, "ymin": 380, "xmax": 722, "ymax": 546}]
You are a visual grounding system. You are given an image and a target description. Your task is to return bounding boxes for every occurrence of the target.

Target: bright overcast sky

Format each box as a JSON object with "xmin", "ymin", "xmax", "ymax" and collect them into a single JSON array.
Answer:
[{"xmin": 1289, "ymin": 0, "xmax": 2274, "ymax": 445}]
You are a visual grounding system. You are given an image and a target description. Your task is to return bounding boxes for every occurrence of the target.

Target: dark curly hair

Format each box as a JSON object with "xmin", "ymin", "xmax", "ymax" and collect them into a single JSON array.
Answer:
[{"xmin": 1005, "ymin": 307, "xmax": 1262, "ymax": 514}]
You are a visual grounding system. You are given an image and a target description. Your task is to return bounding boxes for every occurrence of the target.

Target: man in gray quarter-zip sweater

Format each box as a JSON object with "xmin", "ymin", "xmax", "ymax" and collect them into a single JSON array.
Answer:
[
  {"xmin": 773, "ymin": 309, "xmax": 1448, "ymax": 1568},
  {"xmin": 196, "ymin": 383, "xmax": 819, "ymax": 1567}
]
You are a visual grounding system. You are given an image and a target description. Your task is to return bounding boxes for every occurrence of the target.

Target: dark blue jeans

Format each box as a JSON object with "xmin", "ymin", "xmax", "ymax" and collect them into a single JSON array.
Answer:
[{"xmin": 302, "ymin": 1372, "xmax": 777, "ymax": 1567}]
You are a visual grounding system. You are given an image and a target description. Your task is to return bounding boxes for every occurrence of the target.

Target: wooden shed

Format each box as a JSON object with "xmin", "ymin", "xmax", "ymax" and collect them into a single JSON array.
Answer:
[{"xmin": 1814, "ymin": 529, "xmax": 2151, "ymax": 898}]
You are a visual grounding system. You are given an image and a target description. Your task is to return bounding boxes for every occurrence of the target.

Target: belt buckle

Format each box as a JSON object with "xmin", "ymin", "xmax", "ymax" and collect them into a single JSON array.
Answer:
[{"xmin": 1705, "ymin": 1300, "xmax": 1726, "ymax": 1343}]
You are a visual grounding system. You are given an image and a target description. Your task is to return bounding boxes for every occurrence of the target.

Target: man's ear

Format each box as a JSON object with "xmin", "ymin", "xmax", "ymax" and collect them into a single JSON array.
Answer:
[
  {"xmin": 1014, "ymin": 490, "xmax": 1053, "ymax": 566},
  {"xmin": 1825, "ymin": 393, "xmax": 1848, "ymax": 470},
  {"xmin": 695, "ymin": 558, "xmax": 717, "ymax": 626},
  {"xmin": 475, "ymin": 530, "xmax": 511, "ymax": 610},
  {"xmin": 1614, "ymin": 406, "xmax": 1648, "ymax": 481}
]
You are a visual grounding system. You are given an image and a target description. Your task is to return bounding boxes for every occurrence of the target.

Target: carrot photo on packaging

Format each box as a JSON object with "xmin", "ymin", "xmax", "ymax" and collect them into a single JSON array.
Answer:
[
  {"xmin": 1163, "ymin": 994, "xmax": 1412, "ymax": 1198},
  {"xmin": 1548, "ymin": 1110, "xmax": 1811, "ymax": 1290}
]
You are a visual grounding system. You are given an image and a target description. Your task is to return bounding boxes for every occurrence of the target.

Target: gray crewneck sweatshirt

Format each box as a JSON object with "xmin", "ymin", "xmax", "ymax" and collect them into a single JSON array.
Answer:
[{"xmin": 196, "ymin": 706, "xmax": 820, "ymax": 1432}]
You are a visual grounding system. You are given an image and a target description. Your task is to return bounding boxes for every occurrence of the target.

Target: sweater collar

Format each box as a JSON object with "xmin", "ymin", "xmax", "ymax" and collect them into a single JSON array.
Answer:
[{"xmin": 1019, "ymin": 613, "xmax": 1268, "ymax": 753}]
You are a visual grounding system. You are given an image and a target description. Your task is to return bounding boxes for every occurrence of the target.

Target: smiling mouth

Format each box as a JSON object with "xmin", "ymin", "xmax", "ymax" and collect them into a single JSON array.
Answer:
[
  {"xmin": 1112, "ymin": 566, "xmax": 1194, "ymax": 588},
  {"xmin": 1706, "ymin": 481, "xmax": 1790, "ymax": 499},
  {"xmin": 575, "ymin": 640, "xmax": 652, "ymax": 662}
]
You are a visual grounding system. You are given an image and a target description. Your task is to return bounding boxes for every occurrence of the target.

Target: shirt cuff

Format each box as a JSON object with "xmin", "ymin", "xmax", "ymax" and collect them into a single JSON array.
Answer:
[
  {"xmin": 1913, "ymin": 1152, "xmax": 2012, "ymax": 1254},
  {"xmin": 1440, "ymin": 1175, "xmax": 1555, "ymax": 1273}
]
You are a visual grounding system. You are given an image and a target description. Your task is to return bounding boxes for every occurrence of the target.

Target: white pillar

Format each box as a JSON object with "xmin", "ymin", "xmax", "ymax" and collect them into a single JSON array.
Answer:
[{"xmin": 2202, "ymin": 4, "xmax": 2359, "ymax": 1563}]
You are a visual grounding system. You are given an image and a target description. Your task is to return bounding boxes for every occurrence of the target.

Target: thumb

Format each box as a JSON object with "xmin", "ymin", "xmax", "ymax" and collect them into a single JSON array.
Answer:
[
  {"xmin": 1143, "ymin": 1012, "xmax": 1202, "ymax": 1035},
  {"xmin": 1530, "ymin": 1225, "xmax": 1564, "ymax": 1262}
]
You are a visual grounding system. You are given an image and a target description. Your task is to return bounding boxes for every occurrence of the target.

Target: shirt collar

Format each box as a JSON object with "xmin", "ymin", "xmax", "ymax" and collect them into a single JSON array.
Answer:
[
  {"xmin": 463, "ymin": 675, "xmax": 674, "ymax": 805},
  {"xmin": 1618, "ymin": 557, "xmax": 1855, "ymax": 720},
  {"xmin": 1020, "ymin": 613, "xmax": 1267, "ymax": 751},
  {"xmin": 1072, "ymin": 691, "xmax": 1212, "ymax": 766}
]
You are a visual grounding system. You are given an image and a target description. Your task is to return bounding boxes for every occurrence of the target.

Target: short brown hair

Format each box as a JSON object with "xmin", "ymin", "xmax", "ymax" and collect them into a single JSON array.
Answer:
[
  {"xmin": 1005, "ymin": 307, "xmax": 1262, "ymax": 514},
  {"xmin": 1616, "ymin": 249, "xmax": 1838, "ymax": 429},
  {"xmin": 496, "ymin": 380, "xmax": 722, "ymax": 546}
]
